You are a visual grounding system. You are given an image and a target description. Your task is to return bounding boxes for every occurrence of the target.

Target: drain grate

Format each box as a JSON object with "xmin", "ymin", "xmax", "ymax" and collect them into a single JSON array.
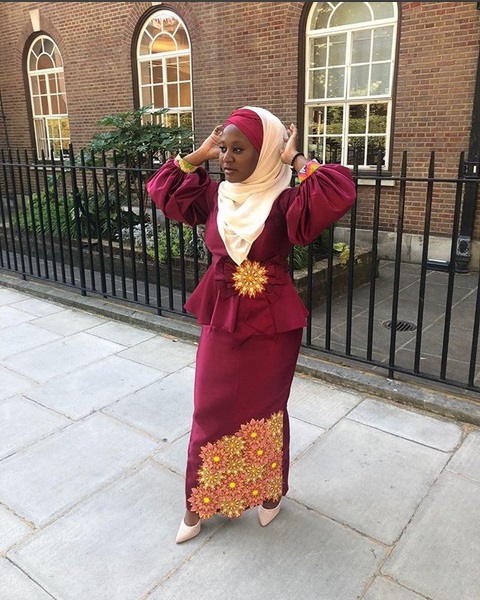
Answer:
[{"xmin": 382, "ymin": 319, "xmax": 417, "ymax": 332}]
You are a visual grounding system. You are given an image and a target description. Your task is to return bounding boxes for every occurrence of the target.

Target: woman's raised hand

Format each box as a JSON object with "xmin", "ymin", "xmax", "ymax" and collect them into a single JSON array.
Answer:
[
  {"xmin": 281, "ymin": 123, "xmax": 299, "ymax": 165},
  {"xmin": 181, "ymin": 125, "xmax": 224, "ymax": 167},
  {"xmin": 199, "ymin": 125, "xmax": 224, "ymax": 161}
]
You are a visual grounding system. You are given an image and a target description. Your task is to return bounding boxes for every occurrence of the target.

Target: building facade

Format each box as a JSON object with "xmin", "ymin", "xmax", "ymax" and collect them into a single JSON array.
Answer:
[{"xmin": 0, "ymin": 2, "xmax": 479, "ymax": 263}]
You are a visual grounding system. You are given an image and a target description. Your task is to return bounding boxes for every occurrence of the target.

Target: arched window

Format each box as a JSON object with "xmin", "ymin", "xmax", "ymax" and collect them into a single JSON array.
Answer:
[
  {"xmin": 27, "ymin": 35, "xmax": 70, "ymax": 158},
  {"xmin": 304, "ymin": 2, "xmax": 398, "ymax": 168},
  {"xmin": 136, "ymin": 10, "xmax": 192, "ymax": 130}
]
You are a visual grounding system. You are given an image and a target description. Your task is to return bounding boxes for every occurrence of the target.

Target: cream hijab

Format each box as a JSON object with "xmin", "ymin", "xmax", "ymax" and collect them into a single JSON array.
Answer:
[{"xmin": 216, "ymin": 106, "xmax": 292, "ymax": 265}]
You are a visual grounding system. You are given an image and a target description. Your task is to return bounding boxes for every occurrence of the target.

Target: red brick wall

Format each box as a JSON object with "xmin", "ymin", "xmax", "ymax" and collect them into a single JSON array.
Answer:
[{"xmin": 0, "ymin": 2, "xmax": 479, "ymax": 237}]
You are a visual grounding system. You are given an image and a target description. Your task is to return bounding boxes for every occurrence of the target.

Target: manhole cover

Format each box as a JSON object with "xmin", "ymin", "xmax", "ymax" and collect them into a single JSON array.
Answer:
[{"xmin": 382, "ymin": 319, "xmax": 417, "ymax": 332}]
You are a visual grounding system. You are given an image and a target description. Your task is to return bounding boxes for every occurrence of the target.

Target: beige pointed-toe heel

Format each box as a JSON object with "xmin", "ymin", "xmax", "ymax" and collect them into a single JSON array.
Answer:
[
  {"xmin": 175, "ymin": 518, "xmax": 201, "ymax": 544},
  {"xmin": 258, "ymin": 500, "xmax": 282, "ymax": 527}
]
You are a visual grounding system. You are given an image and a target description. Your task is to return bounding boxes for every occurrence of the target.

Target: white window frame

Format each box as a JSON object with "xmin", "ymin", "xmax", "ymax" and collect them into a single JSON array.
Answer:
[
  {"xmin": 27, "ymin": 35, "xmax": 70, "ymax": 159},
  {"xmin": 304, "ymin": 2, "xmax": 398, "ymax": 169},
  {"xmin": 136, "ymin": 10, "xmax": 193, "ymax": 130}
]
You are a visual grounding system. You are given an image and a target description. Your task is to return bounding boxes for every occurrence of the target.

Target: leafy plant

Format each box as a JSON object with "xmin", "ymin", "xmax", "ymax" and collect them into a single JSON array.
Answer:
[{"xmin": 86, "ymin": 105, "xmax": 193, "ymax": 165}]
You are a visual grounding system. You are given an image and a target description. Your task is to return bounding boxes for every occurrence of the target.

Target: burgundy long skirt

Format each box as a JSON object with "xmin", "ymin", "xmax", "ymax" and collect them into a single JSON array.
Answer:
[{"xmin": 185, "ymin": 325, "xmax": 303, "ymax": 519}]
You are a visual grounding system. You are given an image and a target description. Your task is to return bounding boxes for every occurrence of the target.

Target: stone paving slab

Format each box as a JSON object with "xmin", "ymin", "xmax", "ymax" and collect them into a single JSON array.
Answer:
[
  {"xmin": 8, "ymin": 462, "xmax": 224, "ymax": 600},
  {"xmin": 288, "ymin": 374, "xmax": 362, "ymax": 428},
  {"xmin": 31, "ymin": 308, "xmax": 106, "ymax": 336},
  {"xmin": 288, "ymin": 419, "xmax": 449, "ymax": 544},
  {"xmin": 0, "ymin": 321, "xmax": 61, "ymax": 360},
  {"xmin": 12, "ymin": 297, "xmax": 66, "ymax": 318},
  {"xmin": 87, "ymin": 320, "xmax": 157, "ymax": 346},
  {"xmin": 153, "ymin": 432, "xmax": 189, "ymax": 476},
  {"xmin": 0, "ymin": 505, "xmax": 32, "ymax": 555},
  {"xmin": 383, "ymin": 471, "xmax": 480, "ymax": 600},
  {"xmin": 118, "ymin": 336, "xmax": 197, "ymax": 373},
  {"xmin": 25, "ymin": 355, "xmax": 166, "ymax": 419},
  {"xmin": 2, "ymin": 332, "xmax": 125, "ymax": 383},
  {"xmin": 105, "ymin": 366, "xmax": 195, "ymax": 443},
  {"xmin": 147, "ymin": 500, "xmax": 386, "ymax": 600},
  {"xmin": 0, "ymin": 305, "xmax": 36, "ymax": 329},
  {"xmin": 0, "ymin": 288, "xmax": 29, "ymax": 305},
  {"xmin": 348, "ymin": 397, "xmax": 463, "ymax": 451},
  {"xmin": 446, "ymin": 429, "xmax": 480, "ymax": 483},
  {"xmin": 0, "ymin": 558, "xmax": 53, "ymax": 600},
  {"xmin": 0, "ymin": 366, "xmax": 35, "ymax": 401},
  {"xmin": 0, "ymin": 413, "xmax": 159, "ymax": 526},
  {"xmin": 363, "ymin": 576, "xmax": 428, "ymax": 600},
  {"xmin": 0, "ymin": 395, "xmax": 70, "ymax": 460}
]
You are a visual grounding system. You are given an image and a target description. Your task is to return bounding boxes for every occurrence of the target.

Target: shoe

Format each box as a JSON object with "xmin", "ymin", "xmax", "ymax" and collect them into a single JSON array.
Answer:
[
  {"xmin": 175, "ymin": 518, "xmax": 201, "ymax": 544},
  {"xmin": 258, "ymin": 500, "xmax": 282, "ymax": 527}
]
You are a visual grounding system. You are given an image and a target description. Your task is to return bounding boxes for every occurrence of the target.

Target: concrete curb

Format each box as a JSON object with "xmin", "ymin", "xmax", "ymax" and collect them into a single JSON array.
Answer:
[{"xmin": 2, "ymin": 270, "xmax": 480, "ymax": 426}]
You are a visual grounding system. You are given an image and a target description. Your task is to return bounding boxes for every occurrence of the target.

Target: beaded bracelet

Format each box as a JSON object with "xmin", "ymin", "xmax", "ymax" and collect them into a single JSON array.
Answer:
[
  {"xmin": 297, "ymin": 159, "xmax": 321, "ymax": 183},
  {"xmin": 290, "ymin": 152, "xmax": 305, "ymax": 169},
  {"xmin": 175, "ymin": 155, "xmax": 198, "ymax": 173}
]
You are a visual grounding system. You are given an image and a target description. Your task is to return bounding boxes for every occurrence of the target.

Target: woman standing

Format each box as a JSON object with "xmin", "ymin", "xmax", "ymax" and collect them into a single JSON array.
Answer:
[{"xmin": 146, "ymin": 106, "xmax": 356, "ymax": 543}]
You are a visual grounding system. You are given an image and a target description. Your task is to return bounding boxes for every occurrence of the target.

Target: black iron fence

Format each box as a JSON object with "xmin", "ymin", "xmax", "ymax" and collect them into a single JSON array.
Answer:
[{"xmin": 1, "ymin": 147, "xmax": 480, "ymax": 394}]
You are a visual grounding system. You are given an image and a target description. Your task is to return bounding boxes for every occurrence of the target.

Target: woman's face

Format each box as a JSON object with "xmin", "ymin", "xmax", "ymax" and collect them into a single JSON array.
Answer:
[{"xmin": 219, "ymin": 124, "xmax": 260, "ymax": 183}]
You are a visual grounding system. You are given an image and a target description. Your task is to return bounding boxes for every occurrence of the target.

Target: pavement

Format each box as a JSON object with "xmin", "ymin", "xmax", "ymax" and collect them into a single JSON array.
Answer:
[{"xmin": 0, "ymin": 280, "xmax": 480, "ymax": 600}]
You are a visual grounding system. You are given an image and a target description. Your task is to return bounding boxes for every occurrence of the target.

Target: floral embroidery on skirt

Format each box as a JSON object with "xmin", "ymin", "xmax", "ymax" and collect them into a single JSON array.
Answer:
[{"xmin": 188, "ymin": 411, "xmax": 284, "ymax": 519}]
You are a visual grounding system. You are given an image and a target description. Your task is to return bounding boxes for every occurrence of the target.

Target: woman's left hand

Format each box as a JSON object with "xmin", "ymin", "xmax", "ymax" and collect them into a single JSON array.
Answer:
[{"xmin": 281, "ymin": 123, "xmax": 299, "ymax": 165}]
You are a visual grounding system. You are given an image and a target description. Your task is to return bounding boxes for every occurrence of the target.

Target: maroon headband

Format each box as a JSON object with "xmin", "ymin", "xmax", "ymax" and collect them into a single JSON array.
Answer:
[{"xmin": 224, "ymin": 108, "xmax": 263, "ymax": 154}]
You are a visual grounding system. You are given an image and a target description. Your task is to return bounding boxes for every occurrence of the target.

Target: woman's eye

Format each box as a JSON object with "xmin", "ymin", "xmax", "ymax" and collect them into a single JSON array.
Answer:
[
  {"xmin": 233, "ymin": 148, "xmax": 243, "ymax": 154},
  {"xmin": 219, "ymin": 146, "xmax": 226, "ymax": 153}
]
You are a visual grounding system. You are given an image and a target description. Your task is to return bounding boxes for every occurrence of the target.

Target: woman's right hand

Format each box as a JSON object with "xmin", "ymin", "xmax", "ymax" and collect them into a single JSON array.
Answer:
[
  {"xmin": 199, "ymin": 125, "xmax": 224, "ymax": 161},
  {"xmin": 183, "ymin": 125, "xmax": 224, "ymax": 166}
]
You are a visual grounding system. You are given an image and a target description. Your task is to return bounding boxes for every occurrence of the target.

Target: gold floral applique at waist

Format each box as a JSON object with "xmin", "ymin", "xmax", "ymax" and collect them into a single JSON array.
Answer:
[{"xmin": 232, "ymin": 259, "xmax": 269, "ymax": 298}]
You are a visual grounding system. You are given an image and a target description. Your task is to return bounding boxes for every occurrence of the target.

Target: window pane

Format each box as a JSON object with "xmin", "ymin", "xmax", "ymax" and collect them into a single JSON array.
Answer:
[
  {"xmin": 347, "ymin": 136, "xmax": 365, "ymax": 165},
  {"xmin": 309, "ymin": 107, "xmax": 325, "ymax": 135},
  {"xmin": 367, "ymin": 136, "xmax": 386, "ymax": 165},
  {"xmin": 373, "ymin": 27, "xmax": 393, "ymax": 61},
  {"xmin": 329, "ymin": 34, "xmax": 346, "ymax": 66},
  {"xmin": 310, "ymin": 70, "xmax": 325, "ymax": 99},
  {"xmin": 153, "ymin": 33, "xmax": 176, "ymax": 53},
  {"xmin": 152, "ymin": 61, "xmax": 163, "ymax": 84},
  {"xmin": 310, "ymin": 38, "xmax": 327, "ymax": 68},
  {"xmin": 140, "ymin": 61, "xmax": 151, "ymax": 84},
  {"xmin": 167, "ymin": 84, "xmax": 179, "ymax": 107},
  {"xmin": 175, "ymin": 26, "xmax": 189, "ymax": 51},
  {"xmin": 47, "ymin": 118, "xmax": 60, "ymax": 139},
  {"xmin": 166, "ymin": 57, "xmax": 178, "ymax": 83},
  {"xmin": 352, "ymin": 30, "xmax": 371, "ymax": 64},
  {"xmin": 153, "ymin": 85, "xmax": 164, "ymax": 107},
  {"xmin": 43, "ymin": 38, "xmax": 54, "ymax": 56},
  {"xmin": 349, "ymin": 64, "xmax": 369, "ymax": 97},
  {"xmin": 33, "ymin": 97, "xmax": 41, "ymax": 115},
  {"xmin": 327, "ymin": 67, "xmax": 344, "ymax": 98},
  {"xmin": 179, "ymin": 82, "xmax": 191, "ymax": 107},
  {"xmin": 370, "ymin": 63, "xmax": 390, "ymax": 95},
  {"xmin": 58, "ymin": 95, "xmax": 67, "ymax": 114},
  {"xmin": 49, "ymin": 73, "xmax": 58, "ymax": 94},
  {"xmin": 311, "ymin": 3, "xmax": 335, "ymax": 30},
  {"xmin": 31, "ymin": 76, "xmax": 39, "ymax": 96},
  {"xmin": 38, "ymin": 74, "xmax": 47, "ymax": 95},
  {"xmin": 369, "ymin": 103, "xmax": 387, "ymax": 133},
  {"xmin": 178, "ymin": 56, "xmax": 190, "ymax": 81},
  {"xmin": 325, "ymin": 137, "xmax": 343, "ymax": 164},
  {"xmin": 326, "ymin": 105, "xmax": 343, "ymax": 134},
  {"xmin": 141, "ymin": 86, "xmax": 152, "ymax": 107},
  {"xmin": 331, "ymin": 3, "xmax": 371, "ymax": 27},
  {"xmin": 50, "ymin": 95, "xmax": 59, "ymax": 115},
  {"xmin": 180, "ymin": 112, "xmax": 193, "ymax": 129},
  {"xmin": 165, "ymin": 113, "xmax": 178, "ymax": 127},
  {"xmin": 41, "ymin": 96, "xmax": 49, "ymax": 115},
  {"xmin": 349, "ymin": 104, "xmax": 367, "ymax": 134},
  {"xmin": 38, "ymin": 54, "xmax": 54, "ymax": 70},
  {"xmin": 372, "ymin": 3, "xmax": 394, "ymax": 20}
]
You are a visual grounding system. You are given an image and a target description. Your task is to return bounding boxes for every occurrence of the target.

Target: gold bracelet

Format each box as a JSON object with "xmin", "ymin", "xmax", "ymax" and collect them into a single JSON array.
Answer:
[{"xmin": 175, "ymin": 155, "xmax": 198, "ymax": 173}]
